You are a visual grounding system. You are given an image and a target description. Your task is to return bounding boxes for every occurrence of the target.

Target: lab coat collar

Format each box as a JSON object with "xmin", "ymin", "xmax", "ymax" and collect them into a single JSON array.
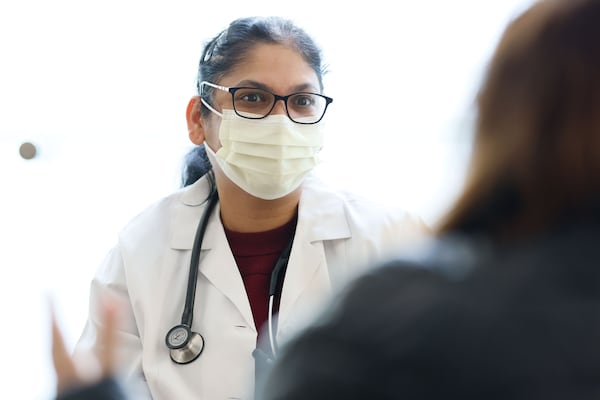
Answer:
[
  {"xmin": 170, "ymin": 173, "xmax": 352, "ymax": 250},
  {"xmin": 297, "ymin": 173, "xmax": 352, "ymax": 242},
  {"xmin": 169, "ymin": 175, "xmax": 214, "ymax": 251}
]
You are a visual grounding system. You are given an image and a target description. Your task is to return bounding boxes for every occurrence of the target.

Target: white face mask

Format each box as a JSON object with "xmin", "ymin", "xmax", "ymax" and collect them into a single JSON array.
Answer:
[{"xmin": 204, "ymin": 108, "xmax": 325, "ymax": 200}]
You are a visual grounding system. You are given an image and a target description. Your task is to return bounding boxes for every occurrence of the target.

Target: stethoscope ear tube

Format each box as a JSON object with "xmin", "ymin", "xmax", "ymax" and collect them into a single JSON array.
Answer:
[
  {"xmin": 267, "ymin": 236, "xmax": 294, "ymax": 356},
  {"xmin": 268, "ymin": 238, "xmax": 293, "ymax": 297}
]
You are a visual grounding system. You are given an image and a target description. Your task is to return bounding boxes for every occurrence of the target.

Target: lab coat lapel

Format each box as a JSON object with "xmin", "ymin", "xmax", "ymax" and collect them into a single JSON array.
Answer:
[
  {"xmin": 277, "ymin": 233, "xmax": 328, "ymax": 326},
  {"xmin": 198, "ymin": 217, "xmax": 256, "ymax": 331},
  {"xmin": 277, "ymin": 176, "xmax": 351, "ymax": 330},
  {"xmin": 169, "ymin": 178, "xmax": 255, "ymax": 331}
]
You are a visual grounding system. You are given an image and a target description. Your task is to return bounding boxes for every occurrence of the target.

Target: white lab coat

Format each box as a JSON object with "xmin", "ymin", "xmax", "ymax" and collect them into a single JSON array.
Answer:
[{"xmin": 75, "ymin": 173, "xmax": 426, "ymax": 400}]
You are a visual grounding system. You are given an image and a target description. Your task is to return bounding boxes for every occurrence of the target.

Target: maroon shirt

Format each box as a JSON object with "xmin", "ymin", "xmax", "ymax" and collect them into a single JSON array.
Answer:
[{"xmin": 223, "ymin": 215, "xmax": 297, "ymax": 345}]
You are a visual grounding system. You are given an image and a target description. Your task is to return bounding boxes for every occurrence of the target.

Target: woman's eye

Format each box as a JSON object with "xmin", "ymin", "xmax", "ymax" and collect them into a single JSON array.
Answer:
[
  {"xmin": 241, "ymin": 93, "xmax": 262, "ymax": 102},
  {"xmin": 293, "ymin": 95, "xmax": 315, "ymax": 107}
]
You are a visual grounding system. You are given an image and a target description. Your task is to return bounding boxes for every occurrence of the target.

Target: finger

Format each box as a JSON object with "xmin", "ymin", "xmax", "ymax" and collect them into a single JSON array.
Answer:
[
  {"xmin": 98, "ymin": 299, "xmax": 119, "ymax": 376},
  {"xmin": 50, "ymin": 304, "xmax": 79, "ymax": 393}
]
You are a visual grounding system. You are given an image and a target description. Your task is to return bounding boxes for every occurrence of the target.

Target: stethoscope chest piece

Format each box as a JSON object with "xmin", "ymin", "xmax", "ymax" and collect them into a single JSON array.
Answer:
[{"xmin": 166, "ymin": 324, "xmax": 205, "ymax": 364}]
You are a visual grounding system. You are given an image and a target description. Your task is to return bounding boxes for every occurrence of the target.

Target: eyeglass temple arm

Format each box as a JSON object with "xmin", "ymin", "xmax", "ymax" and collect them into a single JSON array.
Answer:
[{"xmin": 199, "ymin": 81, "xmax": 230, "ymax": 95}]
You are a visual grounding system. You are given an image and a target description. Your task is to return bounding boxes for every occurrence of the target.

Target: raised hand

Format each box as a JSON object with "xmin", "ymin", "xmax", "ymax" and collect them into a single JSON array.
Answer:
[{"xmin": 51, "ymin": 299, "xmax": 120, "ymax": 395}]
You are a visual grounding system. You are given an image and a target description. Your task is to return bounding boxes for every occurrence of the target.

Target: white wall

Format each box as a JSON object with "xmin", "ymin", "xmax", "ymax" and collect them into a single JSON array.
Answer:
[{"xmin": 0, "ymin": 0, "xmax": 532, "ymax": 398}]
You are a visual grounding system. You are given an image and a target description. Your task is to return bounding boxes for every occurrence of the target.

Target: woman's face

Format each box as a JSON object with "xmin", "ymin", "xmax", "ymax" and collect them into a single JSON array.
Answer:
[{"xmin": 202, "ymin": 43, "xmax": 321, "ymax": 151}]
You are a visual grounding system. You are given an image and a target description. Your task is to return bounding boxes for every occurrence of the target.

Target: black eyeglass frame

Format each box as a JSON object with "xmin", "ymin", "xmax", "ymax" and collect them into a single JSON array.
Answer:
[{"xmin": 199, "ymin": 80, "xmax": 333, "ymax": 125}]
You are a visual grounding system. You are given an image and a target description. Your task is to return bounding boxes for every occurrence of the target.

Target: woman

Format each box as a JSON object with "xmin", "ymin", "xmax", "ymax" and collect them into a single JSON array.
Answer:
[
  {"xmin": 71, "ymin": 16, "xmax": 425, "ymax": 400},
  {"xmin": 258, "ymin": 0, "xmax": 600, "ymax": 398}
]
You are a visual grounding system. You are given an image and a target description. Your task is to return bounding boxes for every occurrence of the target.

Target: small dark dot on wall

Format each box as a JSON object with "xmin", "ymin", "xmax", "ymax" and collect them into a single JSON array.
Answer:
[{"xmin": 19, "ymin": 142, "xmax": 37, "ymax": 160}]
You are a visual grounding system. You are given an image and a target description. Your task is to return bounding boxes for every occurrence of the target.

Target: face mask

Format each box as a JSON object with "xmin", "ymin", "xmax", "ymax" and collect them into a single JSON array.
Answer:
[{"xmin": 203, "ymin": 109, "xmax": 325, "ymax": 200}]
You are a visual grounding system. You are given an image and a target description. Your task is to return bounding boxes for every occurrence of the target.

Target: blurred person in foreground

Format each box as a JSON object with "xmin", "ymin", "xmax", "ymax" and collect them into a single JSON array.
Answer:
[{"xmin": 258, "ymin": 0, "xmax": 600, "ymax": 398}]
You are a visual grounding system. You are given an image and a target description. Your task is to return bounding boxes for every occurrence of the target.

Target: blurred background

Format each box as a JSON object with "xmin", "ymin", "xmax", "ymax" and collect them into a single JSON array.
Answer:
[{"xmin": 0, "ymin": 0, "xmax": 533, "ymax": 397}]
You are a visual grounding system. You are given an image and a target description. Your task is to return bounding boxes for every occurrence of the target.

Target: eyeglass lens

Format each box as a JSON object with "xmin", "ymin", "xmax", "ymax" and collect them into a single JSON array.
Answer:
[{"xmin": 232, "ymin": 88, "xmax": 328, "ymax": 123}]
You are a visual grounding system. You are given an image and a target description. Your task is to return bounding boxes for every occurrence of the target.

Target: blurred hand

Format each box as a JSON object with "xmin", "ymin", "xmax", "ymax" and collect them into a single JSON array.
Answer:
[{"xmin": 51, "ymin": 300, "xmax": 119, "ymax": 394}]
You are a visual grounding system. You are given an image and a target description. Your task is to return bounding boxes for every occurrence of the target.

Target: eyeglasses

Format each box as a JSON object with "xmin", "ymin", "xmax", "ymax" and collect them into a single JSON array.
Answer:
[{"xmin": 199, "ymin": 81, "xmax": 333, "ymax": 124}]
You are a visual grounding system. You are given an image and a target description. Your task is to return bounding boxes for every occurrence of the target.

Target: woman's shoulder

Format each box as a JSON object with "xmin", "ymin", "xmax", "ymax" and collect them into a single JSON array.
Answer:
[
  {"xmin": 302, "ymin": 173, "xmax": 427, "ymax": 227},
  {"xmin": 301, "ymin": 175, "xmax": 430, "ymax": 234},
  {"xmin": 118, "ymin": 177, "xmax": 212, "ymax": 240}
]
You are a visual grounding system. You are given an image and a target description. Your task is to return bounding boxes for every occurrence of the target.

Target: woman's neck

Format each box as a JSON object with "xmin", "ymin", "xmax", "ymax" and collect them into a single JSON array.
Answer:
[{"xmin": 215, "ymin": 175, "xmax": 301, "ymax": 233}]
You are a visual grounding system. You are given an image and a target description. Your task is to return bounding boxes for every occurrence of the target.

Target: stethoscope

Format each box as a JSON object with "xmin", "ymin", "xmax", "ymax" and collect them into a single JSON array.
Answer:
[{"xmin": 165, "ymin": 189, "xmax": 294, "ymax": 364}]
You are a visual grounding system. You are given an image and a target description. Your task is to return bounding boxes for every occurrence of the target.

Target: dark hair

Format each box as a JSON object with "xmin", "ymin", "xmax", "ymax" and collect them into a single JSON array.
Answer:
[
  {"xmin": 181, "ymin": 145, "xmax": 213, "ymax": 188},
  {"xmin": 181, "ymin": 16, "xmax": 327, "ymax": 187},
  {"xmin": 197, "ymin": 16, "xmax": 326, "ymax": 116},
  {"xmin": 437, "ymin": 0, "xmax": 600, "ymax": 238}
]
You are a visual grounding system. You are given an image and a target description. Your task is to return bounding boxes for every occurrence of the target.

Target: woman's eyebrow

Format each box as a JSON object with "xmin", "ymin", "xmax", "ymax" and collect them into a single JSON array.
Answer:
[{"xmin": 235, "ymin": 80, "xmax": 318, "ymax": 93}]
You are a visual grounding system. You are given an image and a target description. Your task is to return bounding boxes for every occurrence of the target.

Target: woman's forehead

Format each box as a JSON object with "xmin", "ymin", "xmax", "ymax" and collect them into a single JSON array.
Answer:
[{"xmin": 220, "ymin": 43, "xmax": 320, "ymax": 93}]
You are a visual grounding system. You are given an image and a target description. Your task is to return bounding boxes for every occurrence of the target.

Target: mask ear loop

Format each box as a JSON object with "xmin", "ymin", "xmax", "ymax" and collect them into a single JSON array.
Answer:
[{"xmin": 200, "ymin": 96, "xmax": 223, "ymax": 118}]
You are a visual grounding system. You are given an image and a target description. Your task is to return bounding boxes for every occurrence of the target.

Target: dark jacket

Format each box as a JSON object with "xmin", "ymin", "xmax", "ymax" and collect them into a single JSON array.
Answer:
[
  {"xmin": 56, "ymin": 378, "xmax": 126, "ymax": 400},
  {"xmin": 258, "ymin": 222, "xmax": 600, "ymax": 400}
]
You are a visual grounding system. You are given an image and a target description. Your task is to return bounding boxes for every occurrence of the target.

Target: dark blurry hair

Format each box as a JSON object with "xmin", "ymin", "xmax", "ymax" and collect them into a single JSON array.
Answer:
[
  {"xmin": 181, "ymin": 16, "xmax": 327, "ymax": 187},
  {"xmin": 437, "ymin": 0, "xmax": 600, "ymax": 238},
  {"xmin": 181, "ymin": 145, "xmax": 213, "ymax": 188},
  {"xmin": 261, "ymin": 237, "xmax": 600, "ymax": 400}
]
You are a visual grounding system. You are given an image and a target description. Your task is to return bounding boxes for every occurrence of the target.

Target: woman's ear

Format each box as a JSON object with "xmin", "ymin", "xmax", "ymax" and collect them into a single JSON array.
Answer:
[{"xmin": 186, "ymin": 96, "xmax": 205, "ymax": 145}]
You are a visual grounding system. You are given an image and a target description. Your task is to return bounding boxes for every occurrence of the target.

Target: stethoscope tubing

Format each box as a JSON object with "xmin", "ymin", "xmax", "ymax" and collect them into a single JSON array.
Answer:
[
  {"xmin": 167, "ymin": 187, "xmax": 294, "ymax": 363},
  {"xmin": 181, "ymin": 190, "xmax": 219, "ymax": 326}
]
